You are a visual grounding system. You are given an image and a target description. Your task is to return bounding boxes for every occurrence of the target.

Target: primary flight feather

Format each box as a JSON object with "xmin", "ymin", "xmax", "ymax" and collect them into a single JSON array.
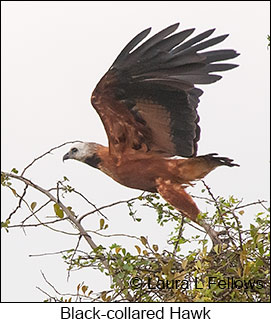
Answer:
[{"xmin": 63, "ymin": 23, "xmax": 239, "ymax": 244}]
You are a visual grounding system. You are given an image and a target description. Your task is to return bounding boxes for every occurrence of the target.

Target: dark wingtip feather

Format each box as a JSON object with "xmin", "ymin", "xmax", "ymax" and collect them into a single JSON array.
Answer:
[
  {"xmin": 205, "ymin": 153, "xmax": 240, "ymax": 167},
  {"xmin": 111, "ymin": 27, "xmax": 152, "ymax": 68},
  {"xmin": 171, "ymin": 28, "xmax": 216, "ymax": 54},
  {"xmin": 204, "ymin": 63, "xmax": 239, "ymax": 73},
  {"xmin": 165, "ymin": 22, "xmax": 180, "ymax": 33},
  {"xmin": 204, "ymin": 50, "xmax": 240, "ymax": 63}
]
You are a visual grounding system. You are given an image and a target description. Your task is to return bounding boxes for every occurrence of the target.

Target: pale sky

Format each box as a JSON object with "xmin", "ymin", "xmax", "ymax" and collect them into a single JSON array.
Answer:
[{"xmin": 1, "ymin": 1, "xmax": 270, "ymax": 303}]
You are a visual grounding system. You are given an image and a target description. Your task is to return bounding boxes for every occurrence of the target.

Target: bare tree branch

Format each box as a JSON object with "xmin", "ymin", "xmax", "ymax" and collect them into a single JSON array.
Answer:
[
  {"xmin": 4, "ymin": 172, "xmax": 100, "ymax": 250},
  {"xmin": 21, "ymin": 140, "xmax": 83, "ymax": 176},
  {"xmin": 78, "ymin": 195, "xmax": 145, "ymax": 222},
  {"xmin": 3, "ymin": 170, "xmax": 133, "ymax": 301}
]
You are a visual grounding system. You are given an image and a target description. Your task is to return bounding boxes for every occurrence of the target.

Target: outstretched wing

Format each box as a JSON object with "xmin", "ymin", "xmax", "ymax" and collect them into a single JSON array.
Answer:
[{"xmin": 91, "ymin": 23, "xmax": 239, "ymax": 157}]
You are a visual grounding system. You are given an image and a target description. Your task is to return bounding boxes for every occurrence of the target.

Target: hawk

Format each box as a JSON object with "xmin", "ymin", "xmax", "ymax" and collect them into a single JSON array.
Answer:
[{"xmin": 63, "ymin": 23, "xmax": 239, "ymax": 244}]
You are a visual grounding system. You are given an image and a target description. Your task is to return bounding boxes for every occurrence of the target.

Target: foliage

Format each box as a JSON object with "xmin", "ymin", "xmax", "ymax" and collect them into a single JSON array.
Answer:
[
  {"xmin": 60, "ymin": 194, "xmax": 270, "ymax": 302},
  {"xmin": 1, "ymin": 152, "xmax": 270, "ymax": 302}
]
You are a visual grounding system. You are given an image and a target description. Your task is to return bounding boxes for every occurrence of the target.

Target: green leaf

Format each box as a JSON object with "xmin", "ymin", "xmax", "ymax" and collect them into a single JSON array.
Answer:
[
  {"xmin": 140, "ymin": 236, "xmax": 148, "ymax": 246},
  {"xmin": 143, "ymin": 250, "xmax": 148, "ymax": 256},
  {"xmin": 196, "ymin": 280, "xmax": 203, "ymax": 289},
  {"xmin": 135, "ymin": 245, "xmax": 141, "ymax": 254},
  {"xmin": 31, "ymin": 202, "xmax": 37, "ymax": 211},
  {"xmin": 182, "ymin": 259, "xmax": 188, "ymax": 270},
  {"xmin": 258, "ymin": 242, "xmax": 264, "ymax": 256},
  {"xmin": 53, "ymin": 203, "xmax": 64, "ymax": 218},
  {"xmin": 100, "ymin": 218, "xmax": 105, "ymax": 230},
  {"xmin": 1, "ymin": 173, "xmax": 6, "ymax": 185},
  {"xmin": 213, "ymin": 244, "xmax": 220, "ymax": 254},
  {"xmin": 1, "ymin": 219, "xmax": 10, "ymax": 228},
  {"xmin": 11, "ymin": 168, "xmax": 18, "ymax": 174}
]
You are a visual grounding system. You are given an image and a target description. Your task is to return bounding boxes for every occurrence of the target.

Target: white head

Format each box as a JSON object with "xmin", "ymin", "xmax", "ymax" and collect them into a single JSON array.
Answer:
[{"xmin": 63, "ymin": 142, "xmax": 102, "ymax": 168}]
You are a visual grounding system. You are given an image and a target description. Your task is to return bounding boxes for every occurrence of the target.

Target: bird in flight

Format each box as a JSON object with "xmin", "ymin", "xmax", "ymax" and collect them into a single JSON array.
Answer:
[{"xmin": 63, "ymin": 23, "xmax": 239, "ymax": 244}]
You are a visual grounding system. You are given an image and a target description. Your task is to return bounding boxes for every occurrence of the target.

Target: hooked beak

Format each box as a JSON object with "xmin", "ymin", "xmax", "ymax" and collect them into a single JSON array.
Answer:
[{"xmin": 63, "ymin": 152, "xmax": 70, "ymax": 162}]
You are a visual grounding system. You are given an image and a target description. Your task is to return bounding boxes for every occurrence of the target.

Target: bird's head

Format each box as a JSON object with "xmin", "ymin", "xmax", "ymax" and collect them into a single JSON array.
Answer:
[{"xmin": 63, "ymin": 142, "xmax": 102, "ymax": 168}]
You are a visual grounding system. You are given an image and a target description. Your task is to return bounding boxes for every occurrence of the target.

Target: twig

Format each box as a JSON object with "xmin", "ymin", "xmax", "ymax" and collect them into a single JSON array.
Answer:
[
  {"xmin": 57, "ymin": 181, "xmax": 60, "ymax": 204},
  {"xmin": 173, "ymin": 216, "xmax": 185, "ymax": 256},
  {"xmin": 235, "ymin": 200, "xmax": 267, "ymax": 211},
  {"xmin": 201, "ymin": 180, "xmax": 236, "ymax": 246},
  {"xmin": 85, "ymin": 230, "xmax": 141, "ymax": 241},
  {"xmin": 183, "ymin": 220, "xmax": 206, "ymax": 234},
  {"xmin": 21, "ymin": 140, "xmax": 83, "ymax": 176},
  {"xmin": 231, "ymin": 211, "xmax": 244, "ymax": 250},
  {"xmin": 190, "ymin": 194, "xmax": 214, "ymax": 203},
  {"xmin": 22, "ymin": 200, "xmax": 52, "ymax": 224},
  {"xmin": 72, "ymin": 189, "xmax": 108, "ymax": 220},
  {"xmin": 258, "ymin": 199, "xmax": 269, "ymax": 211},
  {"xmin": 7, "ymin": 184, "xmax": 28, "ymax": 222},
  {"xmin": 78, "ymin": 196, "xmax": 142, "ymax": 222},
  {"xmin": 6, "ymin": 141, "xmax": 82, "ymax": 221},
  {"xmin": 38, "ymin": 271, "xmax": 101, "ymax": 302},
  {"xmin": 40, "ymin": 270, "xmax": 63, "ymax": 296},
  {"xmin": 3, "ymin": 171, "xmax": 133, "ymax": 301},
  {"xmin": 36, "ymin": 286, "xmax": 57, "ymax": 302},
  {"xmin": 49, "ymin": 183, "xmax": 109, "ymax": 220},
  {"xmin": 29, "ymin": 249, "xmax": 89, "ymax": 258},
  {"xmin": 67, "ymin": 236, "xmax": 82, "ymax": 281},
  {"xmin": 4, "ymin": 172, "xmax": 99, "ymax": 250},
  {"xmin": 8, "ymin": 218, "xmax": 66, "ymax": 229}
]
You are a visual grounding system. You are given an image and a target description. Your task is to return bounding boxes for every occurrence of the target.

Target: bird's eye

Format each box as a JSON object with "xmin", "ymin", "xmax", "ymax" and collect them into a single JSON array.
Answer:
[{"xmin": 71, "ymin": 148, "xmax": 78, "ymax": 154}]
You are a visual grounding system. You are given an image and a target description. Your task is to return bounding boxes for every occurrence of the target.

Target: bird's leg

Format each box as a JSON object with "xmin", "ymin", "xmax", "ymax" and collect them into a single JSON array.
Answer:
[
  {"xmin": 198, "ymin": 219, "xmax": 222, "ymax": 246},
  {"xmin": 156, "ymin": 177, "xmax": 225, "ymax": 246}
]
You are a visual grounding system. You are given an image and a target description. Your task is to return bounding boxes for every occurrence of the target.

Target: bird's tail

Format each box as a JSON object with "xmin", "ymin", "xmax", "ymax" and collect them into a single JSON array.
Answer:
[
  {"xmin": 171, "ymin": 153, "xmax": 239, "ymax": 184},
  {"xmin": 199, "ymin": 153, "xmax": 240, "ymax": 167}
]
